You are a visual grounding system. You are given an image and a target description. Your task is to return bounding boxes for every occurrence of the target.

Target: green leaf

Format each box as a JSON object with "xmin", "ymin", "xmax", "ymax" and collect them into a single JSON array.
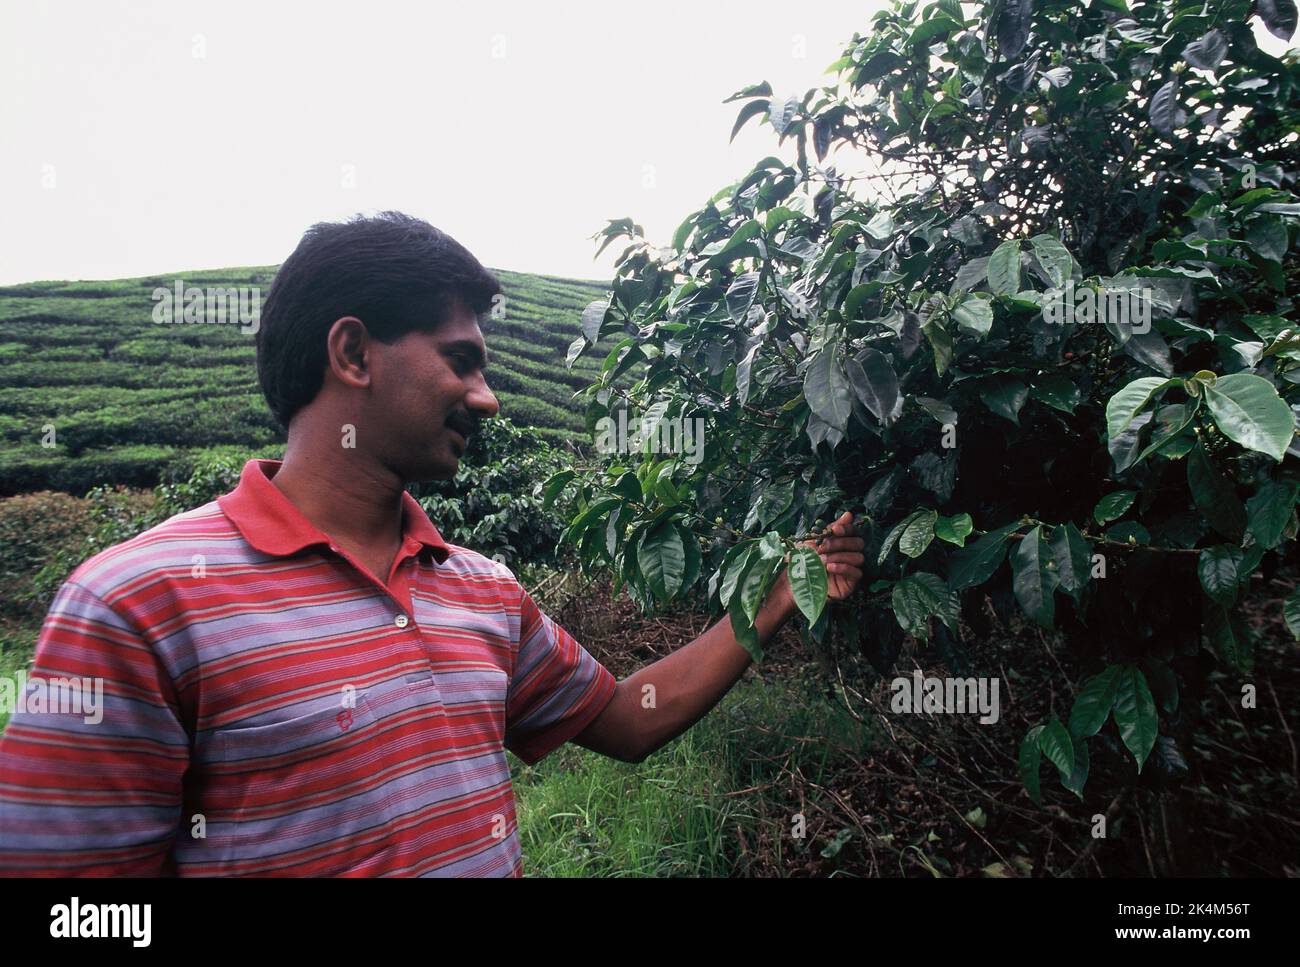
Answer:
[
  {"xmin": 1061, "ymin": 737, "xmax": 1090, "ymax": 799},
  {"xmin": 740, "ymin": 552, "xmax": 780, "ymax": 624},
  {"xmin": 730, "ymin": 98, "xmax": 770, "ymax": 142},
  {"xmin": 1187, "ymin": 442, "xmax": 1246, "ymax": 540},
  {"xmin": 1204, "ymin": 602, "xmax": 1255, "ymax": 673},
  {"xmin": 1113, "ymin": 665, "xmax": 1158, "ymax": 771},
  {"xmin": 1019, "ymin": 726, "xmax": 1044, "ymax": 805},
  {"xmin": 891, "ymin": 572, "xmax": 959, "ymax": 640},
  {"xmin": 1037, "ymin": 718, "xmax": 1076, "ymax": 779},
  {"xmin": 1257, "ymin": 0, "xmax": 1299, "ymax": 42},
  {"xmin": 1010, "ymin": 525, "xmax": 1058, "ymax": 629},
  {"xmin": 637, "ymin": 521, "xmax": 687, "ymax": 601},
  {"xmin": 1284, "ymin": 588, "xmax": 1300, "ymax": 641},
  {"xmin": 995, "ymin": 0, "xmax": 1033, "ymax": 56},
  {"xmin": 541, "ymin": 470, "xmax": 576, "ymax": 512},
  {"xmin": 951, "ymin": 293, "xmax": 993, "ymax": 337},
  {"xmin": 757, "ymin": 530, "xmax": 785, "ymax": 562},
  {"xmin": 1135, "ymin": 401, "xmax": 1198, "ymax": 465},
  {"xmin": 847, "ymin": 349, "xmax": 903, "ymax": 425},
  {"xmin": 865, "ymin": 210, "xmax": 895, "ymax": 240},
  {"xmin": 1029, "ymin": 375, "xmax": 1081, "ymax": 414},
  {"xmin": 725, "ymin": 272, "xmax": 761, "ymax": 322},
  {"xmin": 1029, "ymin": 235, "xmax": 1072, "ymax": 288},
  {"xmin": 947, "ymin": 523, "xmax": 1018, "ymax": 590},
  {"xmin": 678, "ymin": 524, "xmax": 702, "ymax": 594},
  {"xmin": 879, "ymin": 510, "xmax": 927, "ymax": 564},
  {"xmin": 1143, "ymin": 659, "xmax": 1179, "ymax": 716},
  {"xmin": 566, "ymin": 335, "xmax": 587, "ymax": 367},
  {"xmin": 736, "ymin": 343, "xmax": 760, "ymax": 406},
  {"xmin": 564, "ymin": 496, "xmax": 622, "ymax": 544},
  {"xmin": 581, "ymin": 298, "xmax": 610, "ymax": 342},
  {"xmin": 935, "ymin": 513, "xmax": 974, "ymax": 546},
  {"xmin": 804, "ymin": 344, "xmax": 854, "ymax": 432},
  {"xmin": 1105, "ymin": 377, "xmax": 1173, "ymax": 441},
  {"xmin": 728, "ymin": 603, "xmax": 762, "ymax": 662},
  {"xmin": 987, "ymin": 239, "xmax": 1021, "ymax": 295},
  {"xmin": 1246, "ymin": 217, "xmax": 1289, "ymax": 263},
  {"xmin": 1069, "ymin": 666, "xmax": 1121, "ymax": 738},
  {"xmin": 979, "ymin": 376, "xmax": 1029, "ymax": 425},
  {"xmin": 923, "ymin": 319, "xmax": 954, "ymax": 375},
  {"xmin": 1149, "ymin": 78, "xmax": 1180, "ymax": 136},
  {"xmin": 765, "ymin": 206, "xmax": 800, "ymax": 232},
  {"xmin": 1203, "ymin": 374, "xmax": 1297, "ymax": 462},
  {"xmin": 1104, "ymin": 521, "xmax": 1150, "ymax": 545},
  {"xmin": 1245, "ymin": 480, "xmax": 1299, "ymax": 550},
  {"xmin": 723, "ymin": 81, "xmax": 773, "ymax": 103},
  {"xmin": 1183, "ymin": 29, "xmax": 1228, "ymax": 71},
  {"xmin": 1197, "ymin": 545, "xmax": 1244, "ymax": 607},
  {"xmin": 788, "ymin": 545, "xmax": 829, "ymax": 626},
  {"xmin": 605, "ymin": 506, "xmax": 624, "ymax": 559},
  {"xmin": 1050, "ymin": 522, "xmax": 1091, "ymax": 601},
  {"xmin": 719, "ymin": 544, "xmax": 756, "ymax": 610},
  {"xmin": 1093, "ymin": 490, "xmax": 1136, "ymax": 526},
  {"xmin": 899, "ymin": 508, "xmax": 939, "ymax": 558}
]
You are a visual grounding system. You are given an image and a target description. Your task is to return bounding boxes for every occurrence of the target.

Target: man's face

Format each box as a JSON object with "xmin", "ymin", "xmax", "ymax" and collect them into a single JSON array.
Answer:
[{"xmin": 366, "ymin": 299, "xmax": 499, "ymax": 483}]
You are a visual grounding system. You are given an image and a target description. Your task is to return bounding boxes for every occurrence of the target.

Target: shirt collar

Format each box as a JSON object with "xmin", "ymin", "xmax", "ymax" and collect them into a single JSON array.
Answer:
[{"xmin": 217, "ymin": 459, "xmax": 451, "ymax": 564}]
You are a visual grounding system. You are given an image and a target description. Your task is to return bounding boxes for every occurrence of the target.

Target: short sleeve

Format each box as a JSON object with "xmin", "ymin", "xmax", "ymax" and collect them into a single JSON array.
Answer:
[
  {"xmin": 0, "ymin": 581, "xmax": 189, "ymax": 875},
  {"xmin": 504, "ymin": 584, "xmax": 617, "ymax": 766}
]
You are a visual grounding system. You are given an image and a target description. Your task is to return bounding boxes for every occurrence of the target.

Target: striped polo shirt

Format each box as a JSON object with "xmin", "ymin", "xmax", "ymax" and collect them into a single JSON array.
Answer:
[{"xmin": 0, "ymin": 458, "xmax": 618, "ymax": 876}]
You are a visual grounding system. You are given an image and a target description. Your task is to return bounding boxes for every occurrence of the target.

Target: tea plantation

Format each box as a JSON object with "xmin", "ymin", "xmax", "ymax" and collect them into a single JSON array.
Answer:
[{"xmin": 0, "ymin": 265, "xmax": 606, "ymax": 495}]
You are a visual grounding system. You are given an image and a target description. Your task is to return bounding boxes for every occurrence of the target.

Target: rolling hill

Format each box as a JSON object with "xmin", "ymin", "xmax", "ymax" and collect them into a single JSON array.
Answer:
[{"xmin": 0, "ymin": 266, "xmax": 610, "ymax": 495}]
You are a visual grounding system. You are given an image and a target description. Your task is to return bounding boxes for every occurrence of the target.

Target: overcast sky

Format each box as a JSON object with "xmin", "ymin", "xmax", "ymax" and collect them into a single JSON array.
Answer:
[{"xmin": 0, "ymin": 0, "xmax": 882, "ymax": 285}]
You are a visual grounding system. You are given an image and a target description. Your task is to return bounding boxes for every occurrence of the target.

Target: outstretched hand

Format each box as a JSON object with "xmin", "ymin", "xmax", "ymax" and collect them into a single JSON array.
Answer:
[
  {"xmin": 807, "ymin": 511, "xmax": 866, "ymax": 601},
  {"xmin": 771, "ymin": 511, "xmax": 866, "ymax": 617}
]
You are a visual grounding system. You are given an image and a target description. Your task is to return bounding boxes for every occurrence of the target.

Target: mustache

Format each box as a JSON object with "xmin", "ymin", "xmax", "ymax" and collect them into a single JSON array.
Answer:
[{"xmin": 445, "ymin": 412, "xmax": 481, "ymax": 439}]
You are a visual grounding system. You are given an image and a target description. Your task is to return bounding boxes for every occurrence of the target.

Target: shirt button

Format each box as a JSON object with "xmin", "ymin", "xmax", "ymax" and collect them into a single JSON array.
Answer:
[{"xmin": 394, "ymin": 614, "xmax": 410, "ymax": 629}]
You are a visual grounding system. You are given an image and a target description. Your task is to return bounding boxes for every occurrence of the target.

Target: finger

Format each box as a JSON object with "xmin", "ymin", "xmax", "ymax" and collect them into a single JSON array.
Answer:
[
  {"xmin": 822, "ymin": 551, "xmax": 865, "ymax": 566},
  {"xmin": 818, "ymin": 536, "xmax": 864, "ymax": 554},
  {"xmin": 831, "ymin": 510, "xmax": 853, "ymax": 536},
  {"xmin": 826, "ymin": 563, "xmax": 863, "ymax": 585}
]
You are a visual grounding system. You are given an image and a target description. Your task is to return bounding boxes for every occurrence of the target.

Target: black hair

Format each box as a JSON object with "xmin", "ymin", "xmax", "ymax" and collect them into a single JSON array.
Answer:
[{"xmin": 256, "ymin": 211, "xmax": 501, "ymax": 428}]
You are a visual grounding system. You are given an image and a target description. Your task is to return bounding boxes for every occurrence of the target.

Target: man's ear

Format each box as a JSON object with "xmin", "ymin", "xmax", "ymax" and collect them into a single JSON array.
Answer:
[{"xmin": 324, "ymin": 316, "xmax": 372, "ymax": 389}]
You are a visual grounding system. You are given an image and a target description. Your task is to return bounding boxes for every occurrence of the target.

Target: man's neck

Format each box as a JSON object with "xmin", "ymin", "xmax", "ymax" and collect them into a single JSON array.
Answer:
[{"xmin": 270, "ymin": 438, "xmax": 406, "ymax": 553}]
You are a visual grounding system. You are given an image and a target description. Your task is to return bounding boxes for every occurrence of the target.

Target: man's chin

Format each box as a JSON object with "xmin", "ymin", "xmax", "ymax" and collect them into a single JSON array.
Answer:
[
  {"xmin": 414, "ymin": 460, "xmax": 459, "ymax": 483},
  {"xmin": 394, "ymin": 452, "xmax": 460, "ymax": 485}
]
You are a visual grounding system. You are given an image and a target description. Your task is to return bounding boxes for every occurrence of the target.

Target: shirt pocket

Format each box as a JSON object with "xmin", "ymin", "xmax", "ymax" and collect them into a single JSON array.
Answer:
[
  {"xmin": 193, "ymin": 698, "xmax": 397, "ymax": 871},
  {"xmin": 436, "ymin": 663, "xmax": 510, "ymax": 747}
]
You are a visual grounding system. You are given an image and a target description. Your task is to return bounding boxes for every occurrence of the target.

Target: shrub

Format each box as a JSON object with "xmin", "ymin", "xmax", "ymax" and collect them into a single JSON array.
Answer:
[
  {"xmin": 556, "ymin": 0, "xmax": 1300, "ymax": 814},
  {"xmin": 409, "ymin": 417, "xmax": 579, "ymax": 568}
]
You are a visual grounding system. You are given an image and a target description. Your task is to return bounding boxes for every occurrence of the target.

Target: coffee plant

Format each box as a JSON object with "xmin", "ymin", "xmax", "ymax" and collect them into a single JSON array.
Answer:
[
  {"xmin": 551, "ymin": 0, "xmax": 1300, "ymax": 805},
  {"xmin": 411, "ymin": 417, "xmax": 577, "ymax": 567}
]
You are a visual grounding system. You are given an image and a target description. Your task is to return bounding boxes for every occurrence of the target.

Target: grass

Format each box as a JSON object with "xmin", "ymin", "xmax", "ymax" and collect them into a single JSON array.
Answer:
[{"xmin": 509, "ymin": 673, "xmax": 879, "ymax": 877}]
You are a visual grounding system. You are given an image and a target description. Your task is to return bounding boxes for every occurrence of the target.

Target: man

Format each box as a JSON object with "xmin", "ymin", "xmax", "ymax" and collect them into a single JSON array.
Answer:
[{"xmin": 0, "ymin": 211, "xmax": 865, "ymax": 876}]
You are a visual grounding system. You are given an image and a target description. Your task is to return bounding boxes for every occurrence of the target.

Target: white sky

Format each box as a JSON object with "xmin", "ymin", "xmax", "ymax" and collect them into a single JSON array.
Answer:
[
  {"xmin": 1, "ymin": 2, "xmax": 1292, "ymax": 287},
  {"xmin": 0, "ymin": 0, "xmax": 882, "ymax": 285}
]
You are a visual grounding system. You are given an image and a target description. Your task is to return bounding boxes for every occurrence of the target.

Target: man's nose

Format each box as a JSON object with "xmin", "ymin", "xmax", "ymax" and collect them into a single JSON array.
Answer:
[{"xmin": 467, "ymin": 372, "xmax": 500, "ymax": 420}]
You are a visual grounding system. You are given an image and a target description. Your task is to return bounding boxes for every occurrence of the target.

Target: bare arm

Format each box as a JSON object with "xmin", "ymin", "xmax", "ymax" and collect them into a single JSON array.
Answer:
[{"xmin": 574, "ymin": 512, "xmax": 864, "ymax": 763}]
